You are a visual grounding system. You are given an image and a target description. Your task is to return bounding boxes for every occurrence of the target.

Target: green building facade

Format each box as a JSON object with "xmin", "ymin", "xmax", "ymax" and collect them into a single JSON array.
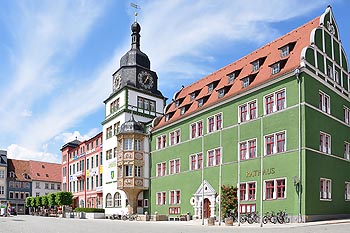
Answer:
[{"xmin": 149, "ymin": 6, "xmax": 350, "ymax": 222}]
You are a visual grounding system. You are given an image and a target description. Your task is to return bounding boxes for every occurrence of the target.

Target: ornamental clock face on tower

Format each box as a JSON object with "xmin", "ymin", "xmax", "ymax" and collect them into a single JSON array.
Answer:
[
  {"xmin": 113, "ymin": 74, "xmax": 121, "ymax": 90},
  {"xmin": 138, "ymin": 71, "xmax": 154, "ymax": 89}
]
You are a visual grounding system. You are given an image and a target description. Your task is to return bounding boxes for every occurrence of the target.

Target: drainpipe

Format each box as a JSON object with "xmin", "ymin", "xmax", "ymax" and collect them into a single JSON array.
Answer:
[
  {"xmin": 237, "ymin": 123, "xmax": 241, "ymax": 227},
  {"xmin": 201, "ymin": 134, "xmax": 204, "ymax": 225},
  {"xmin": 218, "ymin": 127, "xmax": 222, "ymax": 225},
  {"xmin": 260, "ymin": 115, "xmax": 264, "ymax": 228},
  {"xmin": 295, "ymin": 67, "xmax": 302, "ymax": 223}
]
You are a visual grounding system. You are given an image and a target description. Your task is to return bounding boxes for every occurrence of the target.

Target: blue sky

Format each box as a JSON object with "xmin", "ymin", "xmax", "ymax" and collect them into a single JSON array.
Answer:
[{"xmin": 0, "ymin": 0, "xmax": 349, "ymax": 163}]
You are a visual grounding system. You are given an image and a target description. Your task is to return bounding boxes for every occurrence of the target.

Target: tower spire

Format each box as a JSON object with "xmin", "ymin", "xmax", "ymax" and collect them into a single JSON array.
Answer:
[{"xmin": 130, "ymin": 3, "xmax": 141, "ymax": 50}]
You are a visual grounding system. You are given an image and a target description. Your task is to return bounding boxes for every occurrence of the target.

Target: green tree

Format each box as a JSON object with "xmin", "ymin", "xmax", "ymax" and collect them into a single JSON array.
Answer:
[
  {"xmin": 35, "ymin": 196, "xmax": 42, "ymax": 208},
  {"xmin": 221, "ymin": 185, "xmax": 238, "ymax": 218},
  {"xmin": 48, "ymin": 193, "xmax": 57, "ymax": 207},
  {"xmin": 55, "ymin": 191, "xmax": 73, "ymax": 206},
  {"xmin": 41, "ymin": 195, "xmax": 48, "ymax": 207},
  {"xmin": 25, "ymin": 197, "xmax": 33, "ymax": 208},
  {"xmin": 55, "ymin": 192, "xmax": 73, "ymax": 217}
]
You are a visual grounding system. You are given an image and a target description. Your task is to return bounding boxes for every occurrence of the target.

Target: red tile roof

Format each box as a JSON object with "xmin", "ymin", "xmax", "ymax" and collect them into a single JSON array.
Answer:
[
  {"xmin": 7, "ymin": 159, "xmax": 31, "ymax": 181},
  {"xmin": 154, "ymin": 16, "xmax": 320, "ymax": 130},
  {"xmin": 29, "ymin": 160, "xmax": 61, "ymax": 183}
]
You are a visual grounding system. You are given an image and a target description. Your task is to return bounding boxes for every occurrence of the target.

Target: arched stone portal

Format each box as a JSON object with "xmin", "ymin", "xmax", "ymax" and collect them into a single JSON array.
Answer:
[{"xmin": 191, "ymin": 180, "xmax": 217, "ymax": 219}]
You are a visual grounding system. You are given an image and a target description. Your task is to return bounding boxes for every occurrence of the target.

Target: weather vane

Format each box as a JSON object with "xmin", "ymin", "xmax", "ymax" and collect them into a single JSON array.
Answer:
[{"xmin": 130, "ymin": 2, "xmax": 141, "ymax": 22}]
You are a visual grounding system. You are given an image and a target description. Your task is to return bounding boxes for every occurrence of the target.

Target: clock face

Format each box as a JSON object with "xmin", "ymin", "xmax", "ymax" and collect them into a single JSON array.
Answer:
[
  {"xmin": 113, "ymin": 74, "xmax": 121, "ymax": 90},
  {"xmin": 138, "ymin": 71, "xmax": 154, "ymax": 89}
]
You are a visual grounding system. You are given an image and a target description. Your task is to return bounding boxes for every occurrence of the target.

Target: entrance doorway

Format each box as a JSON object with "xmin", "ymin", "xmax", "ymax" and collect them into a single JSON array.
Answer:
[{"xmin": 203, "ymin": 198, "xmax": 211, "ymax": 218}]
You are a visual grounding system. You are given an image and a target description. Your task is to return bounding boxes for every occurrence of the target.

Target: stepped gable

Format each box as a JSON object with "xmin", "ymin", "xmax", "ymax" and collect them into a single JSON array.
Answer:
[
  {"xmin": 29, "ymin": 160, "xmax": 61, "ymax": 183},
  {"xmin": 154, "ymin": 16, "xmax": 320, "ymax": 130}
]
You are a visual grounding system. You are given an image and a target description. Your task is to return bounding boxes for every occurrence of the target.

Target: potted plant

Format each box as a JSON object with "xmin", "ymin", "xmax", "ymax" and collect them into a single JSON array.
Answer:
[{"xmin": 221, "ymin": 185, "xmax": 237, "ymax": 226}]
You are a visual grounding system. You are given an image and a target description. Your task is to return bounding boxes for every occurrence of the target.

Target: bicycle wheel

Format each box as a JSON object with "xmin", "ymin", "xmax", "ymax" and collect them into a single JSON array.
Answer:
[
  {"xmin": 240, "ymin": 216, "xmax": 246, "ymax": 224},
  {"xmin": 136, "ymin": 215, "xmax": 141, "ymax": 221},
  {"xmin": 262, "ymin": 216, "xmax": 268, "ymax": 224},
  {"xmin": 277, "ymin": 216, "xmax": 284, "ymax": 224},
  {"xmin": 122, "ymin": 215, "xmax": 127, "ymax": 221},
  {"xmin": 129, "ymin": 215, "xmax": 135, "ymax": 221},
  {"xmin": 284, "ymin": 216, "xmax": 290, "ymax": 223},
  {"xmin": 247, "ymin": 217, "xmax": 254, "ymax": 224},
  {"xmin": 271, "ymin": 216, "xmax": 277, "ymax": 224}
]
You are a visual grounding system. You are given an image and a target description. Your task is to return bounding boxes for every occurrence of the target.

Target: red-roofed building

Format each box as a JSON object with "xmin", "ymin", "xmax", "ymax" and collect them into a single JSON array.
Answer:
[
  {"xmin": 7, "ymin": 159, "xmax": 31, "ymax": 215},
  {"xmin": 61, "ymin": 132, "xmax": 103, "ymax": 209},
  {"xmin": 29, "ymin": 160, "xmax": 61, "ymax": 197},
  {"xmin": 149, "ymin": 6, "xmax": 350, "ymax": 222}
]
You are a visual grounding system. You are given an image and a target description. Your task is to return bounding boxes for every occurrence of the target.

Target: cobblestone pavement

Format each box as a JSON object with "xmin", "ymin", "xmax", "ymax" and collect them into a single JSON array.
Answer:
[{"xmin": 1, "ymin": 215, "xmax": 350, "ymax": 233}]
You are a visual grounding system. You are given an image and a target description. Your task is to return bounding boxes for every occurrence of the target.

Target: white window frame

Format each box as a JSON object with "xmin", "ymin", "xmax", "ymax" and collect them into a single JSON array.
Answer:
[
  {"xmin": 319, "ymin": 91, "xmax": 330, "ymax": 114},
  {"xmin": 344, "ymin": 142, "xmax": 350, "ymax": 160},
  {"xmin": 320, "ymin": 178, "xmax": 332, "ymax": 201},
  {"xmin": 280, "ymin": 46, "xmax": 290, "ymax": 57},
  {"xmin": 156, "ymin": 192, "xmax": 166, "ymax": 205},
  {"xmin": 344, "ymin": 106, "xmax": 350, "ymax": 125},
  {"xmin": 252, "ymin": 60, "xmax": 260, "ymax": 72},
  {"xmin": 190, "ymin": 120, "xmax": 203, "ymax": 139},
  {"xmin": 207, "ymin": 113, "xmax": 222, "ymax": 133},
  {"xmin": 271, "ymin": 63, "xmax": 280, "ymax": 74},
  {"xmin": 169, "ymin": 129, "xmax": 181, "ymax": 146},
  {"xmin": 238, "ymin": 99, "xmax": 257, "ymax": 123},
  {"xmin": 169, "ymin": 190, "xmax": 181, "ymax": 205},
  {"xmin": 169, "ymin": 158, "xmax": 180, "ymax": 175},
  {"xmin": 239, "ymin": 138, "xmax": 257, "ymax": 160},
  {"xmin": 207, "ymin": 148, "xmax": 221, "ymax": 167},
  {"xmin": 263, "ymin": 178, "xmax": 287, "ymax": 200},
  {"xmin": 263, "ymin": 88, "xmax": 286, "ymax": 115},
  {"xmin": 242, "ymin": 77, "xmax": 250, "ymax": 88},
  {"xmin": 189, "ymin": 153, "xmax": 203, "ymax": 171},
  {"xmin": 156, "ymin": 162, "xmax": 166, "ymax": 177},
  {"xmin": 264, "ymin": 130, "xmax": 286, "ymax": 156},
  {"xmin": 156, "ymin": 134, "xmax": 167, "ymax": 150},
  {"xmin": 320, "ymin": 132, "xmax": 331, "ymax": 154},
  {"xmin": 345, "ymin": 182, "xmax": 350, "ymax": 201},
  {"xmin": 239, "ymin": 182, "xmax": 257, "ymax": 201}
]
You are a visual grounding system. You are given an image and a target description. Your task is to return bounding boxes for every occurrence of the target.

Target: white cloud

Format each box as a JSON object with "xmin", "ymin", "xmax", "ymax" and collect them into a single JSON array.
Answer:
[
  {"xmin": 0, "ymin": 0, "xmax": 333, "ymax": 161},
  {"xmin": 54, "ymin": 128, "xmax": 100, "ymax": 145},
  {"xmin": 7, "ymin": 144, "xmax": 59, "ymax": 163}
]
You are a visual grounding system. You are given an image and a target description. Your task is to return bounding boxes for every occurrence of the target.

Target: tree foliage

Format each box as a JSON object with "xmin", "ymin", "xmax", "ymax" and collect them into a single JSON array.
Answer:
[
  {"xmin": 35, "ymin": 196, "xmax": 42, "ymax": 207},
  {"xmin": 48, "ymin": 193, "xmax": 57, "ymax": 207},
  {"xmin": 55, "ymin": 191, "xmax": 73, "ymax": 206},
  {"xmin": 41, "ymin": 195, "xmax": 48, "ymax": 207},
  {"xmin": 26, "ymin": 197, "xmax": 33, "ymax": 207},
  {"xmin": 221, "ymin": 185, "xmax": 238, "ymax": 217}
]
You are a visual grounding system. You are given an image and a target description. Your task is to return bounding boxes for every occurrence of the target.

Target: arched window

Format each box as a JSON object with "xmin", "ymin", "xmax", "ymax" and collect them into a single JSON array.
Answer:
[
  {"xmin": 114, "ymin": 192, "xmax": 122, "ymax": 207},
  {"xmin": 106, "ymin": 193, "xmax": 113, "ymax": 207}
]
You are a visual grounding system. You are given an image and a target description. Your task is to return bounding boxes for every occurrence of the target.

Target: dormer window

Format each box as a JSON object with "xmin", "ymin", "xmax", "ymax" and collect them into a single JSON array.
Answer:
[
  {"xmin": 190, "ymin": 93, "xmax": 196, "ymax": 101},
  {"xmin": 271, "ymin": 63, "xmax": 280, "ymax": 75},
  {"xmin": 175, "ymin": 100, "xmax": 180, "ymax": 107},
  {"xmin": 208, "ymin": 83, "xmax": 214, "ymax": 93},
  {"xmin": 218, "ymin": 89, "xmax": 225, "ymax": 98},
  {"xmin": 198, "ymin": 99, "xmax": 204, "ymax": 107},
  {"xmin": 228, "ymin": 73, "xmax": 236, "ymax": 83},
  {"xmin": 252, "ymin": 60, "xmax": 260, "ymax": 72},
  {"xmin": 280, "ymin": 46, "xmax": 290, "ymax": 57},
  {"xmin": 180, "ymin": 107, "xmax": 186, "ymax": 115},
  {"xmin": 242, "ymin": 77, "xmax": 250, "ymax": 88}
]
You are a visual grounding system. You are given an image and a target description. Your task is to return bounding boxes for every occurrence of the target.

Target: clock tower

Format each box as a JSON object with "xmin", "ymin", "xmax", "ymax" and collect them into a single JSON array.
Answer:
[{"xmin": 102, "ymin": 19, "xmax": 166, "ymax": 216}]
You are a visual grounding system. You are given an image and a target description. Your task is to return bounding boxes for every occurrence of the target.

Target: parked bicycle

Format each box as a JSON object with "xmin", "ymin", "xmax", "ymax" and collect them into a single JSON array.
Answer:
[
  {"xmin": 276, "ymin": 209, "xmax": 290, "ymax": 224},
  {"xmin": 262, "ymin": 211, "xmax": 277, "ymax": 224},
  {"xmin": 122, "ymin": 213, "xmax": 141, "ymax": 221},
  {"xmin": 247, "ymin": 211, "xmax": 260, "ymax": 224}
]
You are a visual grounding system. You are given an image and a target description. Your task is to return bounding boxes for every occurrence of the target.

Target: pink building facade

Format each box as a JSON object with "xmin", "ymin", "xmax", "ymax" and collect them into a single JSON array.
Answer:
[{"xmin": 61, "ymin": 132, "xmax": 103, "ymax": 209}]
